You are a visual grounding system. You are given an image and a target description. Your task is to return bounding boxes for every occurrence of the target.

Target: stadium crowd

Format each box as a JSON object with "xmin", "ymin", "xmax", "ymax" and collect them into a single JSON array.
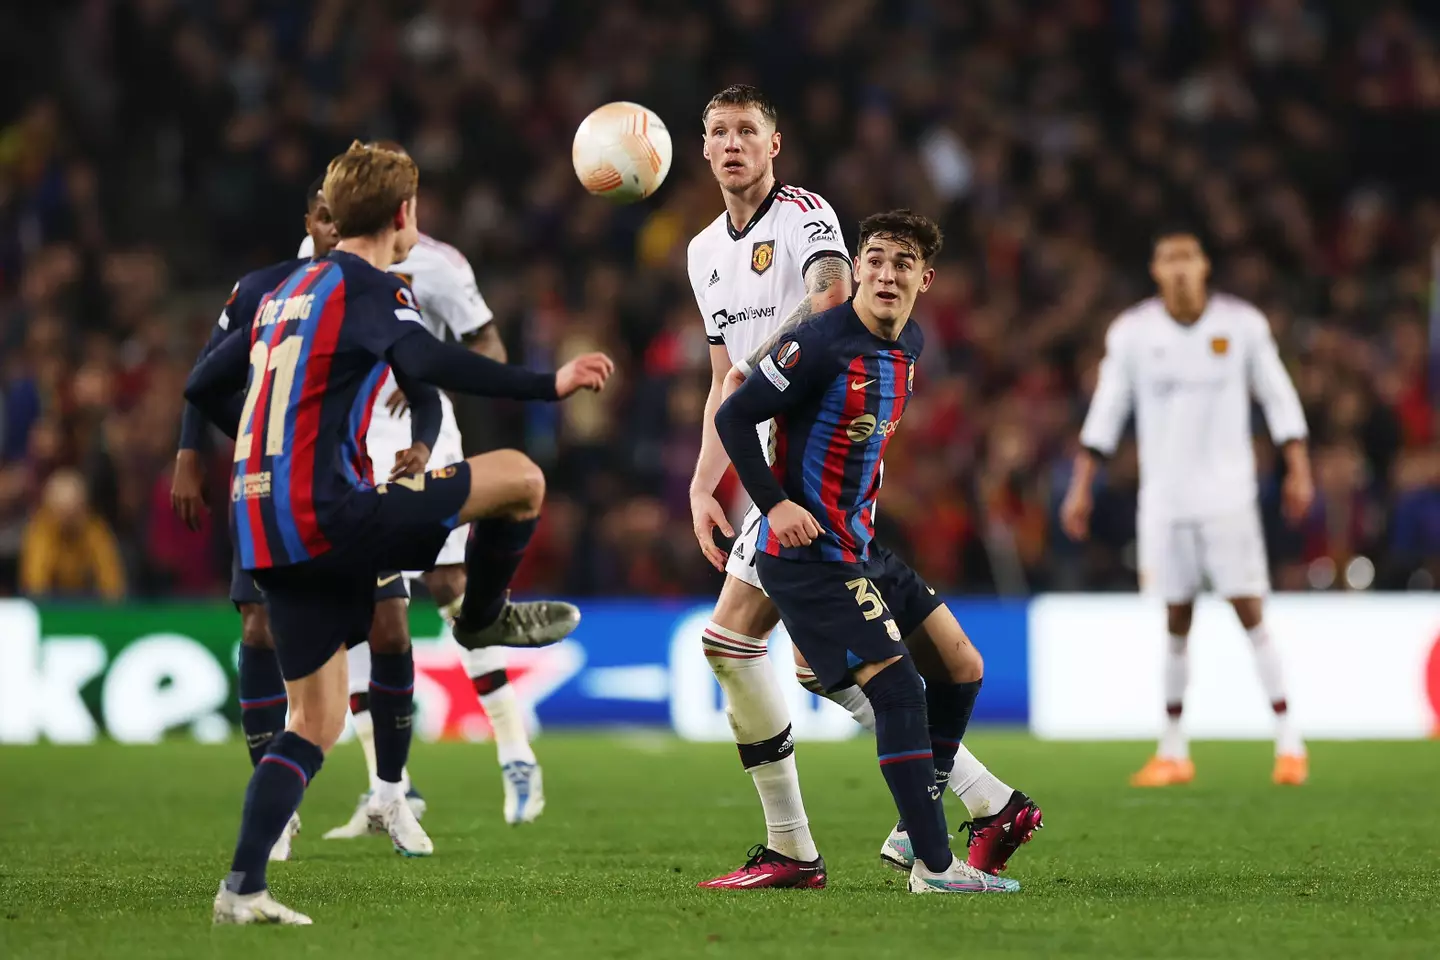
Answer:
[{"xmin": 1, "ymin": 0, "xmax": 1436, "ymax": 600}]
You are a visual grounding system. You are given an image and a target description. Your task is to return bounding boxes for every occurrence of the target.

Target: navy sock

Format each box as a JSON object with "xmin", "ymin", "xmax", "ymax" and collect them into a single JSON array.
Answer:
[
  {"xmin": 863, "ymin": 658, "xmax": 951, "ymax": 873},
  {"xmin": 237, "ymin": 646, "xmax": 287, "ymax": 768},
  {"xmin": 368, "ymin": 650, "xmax": 415, "ymax": 784},
  {"xmin": 459, "ymin": 516, "xmax": 538, "ymax": 627},
  {"xmin": 226, "ymin": 731, "xmax": 323, "ymax": 895},
  {"xmin": 927, "ymin": 678, "xmax": 982, "ymax": 783}
]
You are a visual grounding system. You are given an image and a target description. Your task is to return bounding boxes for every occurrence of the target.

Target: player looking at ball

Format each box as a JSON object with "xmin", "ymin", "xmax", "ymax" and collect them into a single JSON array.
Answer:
[
  {"xmin": 193, "ymin": 141, "xmax": 613, "ymax": 925},
  {"xmin": 295, "ymin": 143, "xmax": 550, "ymax": 837}
]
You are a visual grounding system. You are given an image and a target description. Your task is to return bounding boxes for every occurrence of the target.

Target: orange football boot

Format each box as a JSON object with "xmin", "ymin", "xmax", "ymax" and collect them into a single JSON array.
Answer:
[
  {"xmin": 1272, "ymin": 754, "xmax": 1308, "ymax": 785},
  {"xmin": 1129, "ymin": 756, "xmax": 1195, "ymax": 787}
]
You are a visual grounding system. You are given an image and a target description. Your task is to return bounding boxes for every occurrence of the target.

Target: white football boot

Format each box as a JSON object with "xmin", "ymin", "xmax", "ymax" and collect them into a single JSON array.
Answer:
[
  {"xmin": 908, "ymin": 855, "xmax": 1021, "ymax": 894},
  {"xmin": 268, "ymin": 812, "xmax": 301, "ymax": 861},
  {"xmin": 323, "ymin": 792, "xmax": 383, "ymax": 840},
  {"xmin": 502, "ymin": 761, "xmax": 545, "ymax": 824},
  {"xmin": 880, "ymin": 822, "xmax": 914, "ymax": 872},
  {"xmin": 212, "ymin": 882, "xmax": 312, "ymax": 925},
  {"xmin": 378, "ymin": 794, "xmax": 433, "ymax": 857}
]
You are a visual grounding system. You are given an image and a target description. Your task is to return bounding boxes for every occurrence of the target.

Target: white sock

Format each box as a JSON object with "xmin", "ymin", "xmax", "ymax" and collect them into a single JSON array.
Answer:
[
  {"xmin": 479, "ymin": 684, "xmax": 536, "ymax": 766},
  {"xmin": 703, "ymin": 620, "xmax": 819, "ymax": 863},
  {"xmin": 830, "ymin": 686, "xmax": 876, "ymax": 731},
  {"xmin": 1159, "ymin": 633, "xmax": 1190, "ymax": 760},
  {"xmin": 374, "ymin": 778, "xmax": 404, "ymax": 805},
  {"xmin": 352, "ymin": 709, "xmax": 381, "ymax": 793},
  {"xmin": 347, "ymin": 643, "xmax": 371, "ymax": 696},
  {"xmin": 749, "ymin": 755, "xmax": 815, "ymax": 860},
  {"xmin": 1247, "ymin": 622, "xmax": 1304, "ymax": 756},
  {"xmin": 461, "ymin": 633, "xmax": 538, "ymax": 766},
  {"xmin": 947, "ymin": 743, "xmax": 1014, "ymax": 819},
  {"xmin": 796, "ymin": 664, "xmax": 876, "ymax": 730}
]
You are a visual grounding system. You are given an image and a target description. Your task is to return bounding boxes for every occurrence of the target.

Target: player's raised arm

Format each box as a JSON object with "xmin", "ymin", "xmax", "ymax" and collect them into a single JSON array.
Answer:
[
  {"xmin": 715, "ymin": 337, "xmax": 825, "ymax": 548},
  {"xmin": 1246, "ymin": 311, "xmax": 1313, "ymax": 522},
  {"xmin": 1062, "ymin": 319, "xmax": 1136, "ymax": 541},
  {"xmin": 384, "ymin": 326, "xmax": 611, "ymax": 402}
]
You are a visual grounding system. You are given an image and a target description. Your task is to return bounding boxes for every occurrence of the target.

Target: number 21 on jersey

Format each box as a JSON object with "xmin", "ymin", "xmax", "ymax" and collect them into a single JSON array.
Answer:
[{"xmin": 234, "ymin": 335, "xmax": 302, "ymax": 461}]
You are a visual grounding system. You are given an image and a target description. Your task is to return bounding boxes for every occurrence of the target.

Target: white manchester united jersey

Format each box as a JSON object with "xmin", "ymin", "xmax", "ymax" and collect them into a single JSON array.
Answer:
[
  {"xmin": 1079, "ymin": 293, "xmax": 1308, "ymax": 521},
  {"xmin": 687, "ymin": 181, "xmax": 848, "ymax": 371},
  {"xmin": 298, "ymin": 233, "xmax": 492, "ymax": 343},
  {"xmin": 297, "ymin": 232, "xmax": 493, "ymax": 413}
]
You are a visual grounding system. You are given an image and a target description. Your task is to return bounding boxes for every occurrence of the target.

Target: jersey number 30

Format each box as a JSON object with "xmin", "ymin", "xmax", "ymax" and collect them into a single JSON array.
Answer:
[{"xmin": 234, "ymin": 336, "xmax": 303, "ymax": 462}]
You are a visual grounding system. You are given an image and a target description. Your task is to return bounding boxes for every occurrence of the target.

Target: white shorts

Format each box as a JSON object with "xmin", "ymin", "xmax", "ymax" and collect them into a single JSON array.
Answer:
[
  {"xmin": 368, "ymin": 404, "xmax": 469, "ymax": 571},
  {"xmin": 1138, "ymin": 506, "xmax": 1270, "ymax": 604},
  {"xmin": 724, "ymin": 504, "xmax": 765, "ymax": 590}
]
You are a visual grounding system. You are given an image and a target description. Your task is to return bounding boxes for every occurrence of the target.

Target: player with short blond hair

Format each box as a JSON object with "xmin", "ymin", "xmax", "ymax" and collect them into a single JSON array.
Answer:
[
  {"xmin": 194, "ymin": 141, "xmax": 613, "ymax": 925},
  {"xmin": 302, "ymin": 144, "xmax": 546, "ymax": 837}
]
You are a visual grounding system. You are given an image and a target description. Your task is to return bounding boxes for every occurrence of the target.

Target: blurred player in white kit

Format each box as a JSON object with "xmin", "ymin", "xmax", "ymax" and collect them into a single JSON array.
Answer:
[
  {"xmin": 1061, "ymin": 227, "xmax": 1315, "ymax": 787},
  {"xmin": 299, "ymin": 147, "xmax": 547, "ymax": 830}
]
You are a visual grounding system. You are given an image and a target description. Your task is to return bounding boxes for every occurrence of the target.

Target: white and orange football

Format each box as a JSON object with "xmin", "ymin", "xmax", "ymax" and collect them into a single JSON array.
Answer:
[{"xmin": 572, "ymin": 102, "xmax": 672, "ymax": 204}]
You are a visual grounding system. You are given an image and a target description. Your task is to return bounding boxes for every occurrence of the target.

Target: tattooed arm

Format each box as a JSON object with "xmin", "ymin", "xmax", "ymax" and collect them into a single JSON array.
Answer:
[{"xmin": 734, "ymin": 254, "xmax": 853, "ymax": 378}]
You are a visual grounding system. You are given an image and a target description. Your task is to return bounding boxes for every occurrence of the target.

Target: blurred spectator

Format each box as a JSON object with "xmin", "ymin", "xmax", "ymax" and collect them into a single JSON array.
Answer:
[
  {"xmin": 20, "ymin": 468, "xmax": 125, "ymax": 600},
  {"xmin": 2, "ymin": 0, "xmax": 1437, "ymax": 598}
]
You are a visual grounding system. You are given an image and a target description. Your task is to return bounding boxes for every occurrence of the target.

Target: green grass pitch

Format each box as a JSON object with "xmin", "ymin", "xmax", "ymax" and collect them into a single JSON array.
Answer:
[{"xmin": 2, "ymin": 733, "xmax": 1437, "ymax": 959}]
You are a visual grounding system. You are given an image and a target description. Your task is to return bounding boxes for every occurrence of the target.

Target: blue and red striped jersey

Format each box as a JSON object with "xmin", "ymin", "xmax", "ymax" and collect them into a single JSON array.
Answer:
[
  {"xmin": 717, "ymin": 302, "xmax": 922, "ymax": 563},
  {"xmin": 224, "ymin": 251, "xmax": 425, "ymax": 570}
]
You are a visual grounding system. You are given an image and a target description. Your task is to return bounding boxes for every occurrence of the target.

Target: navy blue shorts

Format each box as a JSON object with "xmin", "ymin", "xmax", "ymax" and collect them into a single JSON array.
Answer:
[
  {"xmin": 756, "ymin": 543, "xmax": 943, "ymax": 692},
  {"xmin": 253, "ymin": 564, "xmax": 377, "ymax": 680},
  {"xmin": 249, "ymin": 464, "xmax": 470, "ymax": 680},
  {"xmin": 330, "ymin": 463, "xmax": 472, "ymax": 575},
  {"xmin": 234, "ymin": 555, "xmax": 408, "ymax": 610}
]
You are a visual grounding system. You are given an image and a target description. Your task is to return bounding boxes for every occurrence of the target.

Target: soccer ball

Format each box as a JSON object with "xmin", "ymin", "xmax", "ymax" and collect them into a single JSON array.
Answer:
[{"xmin": 572, "ymin": 102, "xmax": 672, "ymax": 204}]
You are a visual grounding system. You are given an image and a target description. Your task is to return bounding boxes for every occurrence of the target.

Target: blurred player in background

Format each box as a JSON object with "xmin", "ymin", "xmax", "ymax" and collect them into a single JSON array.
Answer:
[
  {"xmin": 191, "ymin": 141, "xmax": 610, "ymax": 924},
  {"xmin": 691, "ymin": 88, "xmax": 1040, "ymax": 887},
  {"xmin": 171, "ymin": 180, "xmax": 340, "ymax": 861},
  {"xmin": 299, "ymin": 143, "xmax": 547, "ymax": 833},
  {"xmin": 1061, "ymin": 228, "xmax": 1314, "ymax": 787},
  {"xmin": 715, "ymin": 210, "xmax": 1023, "ymax": 894}
]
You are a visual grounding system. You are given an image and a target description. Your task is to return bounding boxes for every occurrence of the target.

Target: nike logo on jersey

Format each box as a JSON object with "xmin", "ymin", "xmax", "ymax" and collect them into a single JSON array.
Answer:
[
  {"xmin": 376, "ymin": 573, "xmax": 402, "ymax": 588},
  {"xmin": 707, "ymin": 269, "xmax": 720, "ymax": 287},
  {"xmin": 851, "ymin": 378, "xmax": 876, "ymax": 390}
]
